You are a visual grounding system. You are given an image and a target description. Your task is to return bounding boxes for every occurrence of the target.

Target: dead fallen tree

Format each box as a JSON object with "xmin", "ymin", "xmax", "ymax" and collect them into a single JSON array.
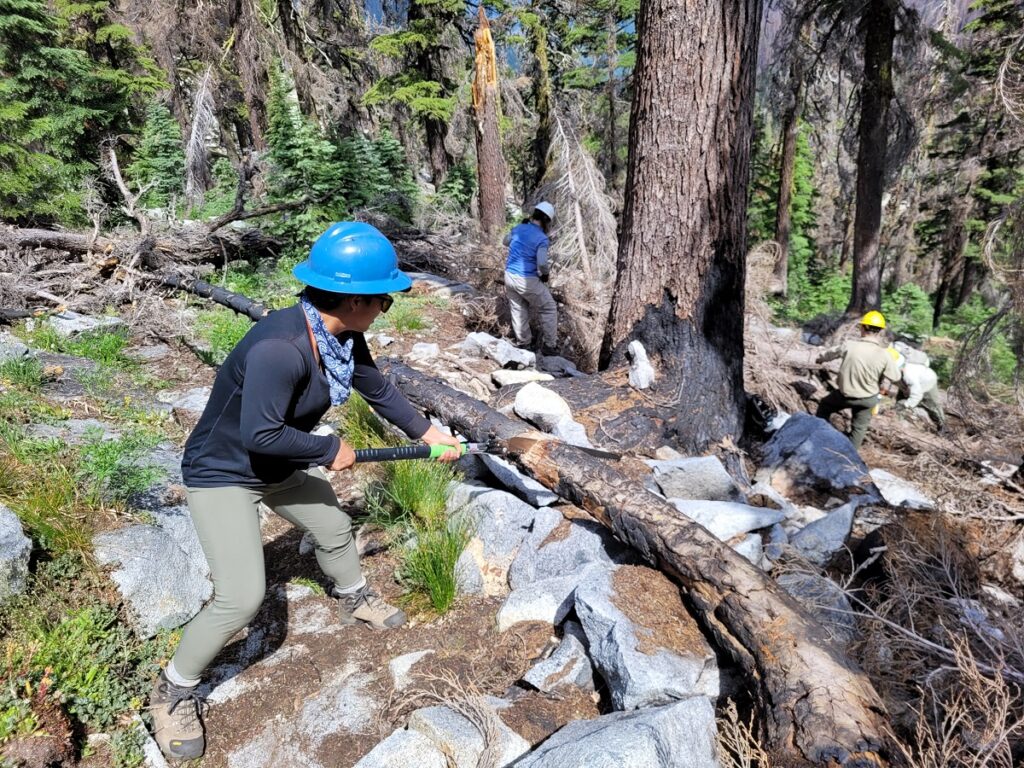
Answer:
[{"xmin": 383, "ymin": 359, "xmax": 891, "ymax": 767}]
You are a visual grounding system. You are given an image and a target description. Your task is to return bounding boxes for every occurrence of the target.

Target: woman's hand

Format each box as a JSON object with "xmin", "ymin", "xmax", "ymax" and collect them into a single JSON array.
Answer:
[
  {"xmin": 329, "ymin": 440, "xmax": 356, "ymax": 471},
  {"xmin": 421, "ymin": 425, "xmax": 463, "ymax": 463}
]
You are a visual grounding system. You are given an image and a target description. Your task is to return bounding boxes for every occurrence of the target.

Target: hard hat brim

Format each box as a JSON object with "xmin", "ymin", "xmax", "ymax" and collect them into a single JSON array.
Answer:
[{"xmin": 293, "ymin": 262, "xmax": 413, "ymax": 295}]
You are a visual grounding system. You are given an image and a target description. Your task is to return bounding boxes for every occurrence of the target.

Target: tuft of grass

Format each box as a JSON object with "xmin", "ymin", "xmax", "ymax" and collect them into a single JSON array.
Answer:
[
  {"xmin": 289, "ymin": 576, "xmax": 326, "ymax": 595},
  {"xmin": 371, "ymin": 294, "xmax": 433, "ymax": 333},
  {"xmin": 195, "ymin": 308, "xmax": 252, "ymax": 365},
  {"xmin": 337, "ymin": 393, "xmax": 396, "ymax": 449},
  {"xmin": 399, "ymin": 519, "xmax": 470, "ymax": 614},
  {"xmin": 20, "ymin": 324, "xmax": 134, "ymax": 370},
  {"xmin": 366, "ymin": 458, "xmax": 456, "ymax": 530},
  {"xmin": 76, "ymin": 429, "xmax": 162, "ymax": 504},
  {"xmin": 0, "ymin": 356, "xmax": 44, "ymax": 392}
]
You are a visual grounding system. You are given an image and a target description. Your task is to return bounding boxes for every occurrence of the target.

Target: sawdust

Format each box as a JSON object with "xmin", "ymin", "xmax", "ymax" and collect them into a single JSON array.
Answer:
[
  {"xmin": 496, "ymin": 688, "xmax": 602, "ymax": 746},
  {"xmin": 539, "ymin": 518, "xmax": 573, "ymax": 546},
  {"xmin": 610, "ymin": 565, "xmax": 708, "ymax": 657}
]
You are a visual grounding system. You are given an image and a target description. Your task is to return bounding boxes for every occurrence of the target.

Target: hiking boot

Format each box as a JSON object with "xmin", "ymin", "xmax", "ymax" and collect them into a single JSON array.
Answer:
[
  {"xmin": 147, "ymin": 671, "xmax": 206, "ymax": 761},
  {"xmin": 540, "ymin": 344, "xmax": 560, "ymax": 357},
  {"xmin": 335, "ymin": 584, "xmax": 407, "ymax": 629}
]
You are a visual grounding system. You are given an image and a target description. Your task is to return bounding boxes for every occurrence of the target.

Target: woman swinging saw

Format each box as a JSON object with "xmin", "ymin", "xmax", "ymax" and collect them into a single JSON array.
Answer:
[{"xmin": 147, "ymin": 222, "xmax": 462, "ymax": 761}]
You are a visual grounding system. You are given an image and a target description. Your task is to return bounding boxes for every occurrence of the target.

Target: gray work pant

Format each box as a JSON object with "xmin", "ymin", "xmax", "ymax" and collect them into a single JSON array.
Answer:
[
  {"xmin": 816, "ymin": 390, "xmax": 881, "ymax": 449},
  {"xmin": 171, "ymin": 468, "xmax": 360, "ymax": 681},
  {"xmin": 915, "ymin": 387, "xmax": 946, "ymax": 429},
  {"xmin": 504, "ymin": 271, "xmax": 557, "ymax": 348}
]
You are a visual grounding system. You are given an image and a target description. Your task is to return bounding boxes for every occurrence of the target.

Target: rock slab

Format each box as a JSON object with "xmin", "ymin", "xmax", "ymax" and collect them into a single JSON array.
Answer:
[
  {"xmin": 48, "ymin": 310, "xmax": 124, "ymax": 337},
  {"xmin": 408, "ymin": 704, "xmax": 530, "ymax": 768},
  {"xmin": 758, "ymin": 412, "xmax": 879, "ymax": 500},
  {"xmin": 510, "ymin": 698, "xmax": 718, "ymax": 768},
  {"xmin": 522, "ymin": 621, "xmax": 595, "ymax": 693},
  {"xmin": 479, "ymin": 454, "xmax": 559, "ymax": 507},
  {"xmin": 462, "ymin": 332, "xmax": 535, "ymax": 369},
  {"xmin": 574, "ymin": 567, "xmax": 719, "ymax": 710},
  {"xmin": 869, "ymin": 469, "xmax": 935, "ymax": 510},
  {"xmin": 646, "ymin": 456, "xmax": 742, "ymax": 502},
  {"xmin": 668, "ymin": 499, "xmax": 785, "ymax": 542},
  {"xmin": 513, "ymin": 382, "xmax": 573, "ymax": 431},
  {"xmin": 0, "ymin": 504, "xmax": 31, "ymax": 602}
]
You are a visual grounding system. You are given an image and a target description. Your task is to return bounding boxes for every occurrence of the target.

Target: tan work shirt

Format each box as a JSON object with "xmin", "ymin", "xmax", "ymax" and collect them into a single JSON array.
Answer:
[{"xmin": 818, "ymin": 338, "xmax": 902, "ymax": 399}]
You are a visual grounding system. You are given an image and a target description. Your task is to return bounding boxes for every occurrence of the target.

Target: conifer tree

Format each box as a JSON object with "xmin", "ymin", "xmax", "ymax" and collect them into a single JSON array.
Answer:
[
  {"xmin": 126, "ymin": 101, "xmax": 186, "ymax": 209},
  {"xmin": 0, "ymin": 0, "xmax": 162, "ymax": 223}
]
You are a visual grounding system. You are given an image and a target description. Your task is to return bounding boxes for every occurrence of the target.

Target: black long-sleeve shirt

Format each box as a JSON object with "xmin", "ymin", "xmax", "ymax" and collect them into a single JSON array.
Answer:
[{"xmin": 182, "ymin": 304, "xmax": 430, "ymax": 487}]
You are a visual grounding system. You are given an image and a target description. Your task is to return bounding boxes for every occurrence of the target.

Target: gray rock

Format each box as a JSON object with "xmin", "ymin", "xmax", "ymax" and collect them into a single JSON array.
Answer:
[
  {"xmin": 575, "ymin": 568, "xmax": 718, "ymax": 711},
  {"xmin": 462, "ymin": 332, "xmax": 535, "ymax": 369},
  {"xmin": 48, "ymin": 310, "xmax": 124, "ymax": 337},
  {"xmin": 523, "ymin": 621, "xmax": 594, "ymax": 693},
  {"xmin": 0, "ymin": 504, "xmax": 31, "ymax": 602},
  {"xmin": 894, "ymin": 341, "xmax": 930, "ymax": 367},
  {"xmin": 28, "ymin": 418, "xmax": 120, "ymax": 444},
  {"xmin": 491, "ymin": 369, "xmax": 554, "ymax": 387},
  {"xmin": 776, "ymin": 573, "xmax": 858, "ymax": 647},
  {"xmin": 550, "ymin": 416, "xmax": 593, "ymax": 448},
  {"xmin": 626, "ymin": 340, "xmax": 656, "ymax": 390},
  {"xmin": 408, "ymin": 704, "xmax": 530, "ymax": 768},
  {"xmin": 1012, "ymin": 536, "xmax": 1024, "ymax": 588},
  {"xmin": 646, "ymin": 456, "xmax": 742, "ymax": 502},
  {"xmin": 949, "ymin": 597, "xmax": 1005, "ymax": 642},
  {"xmin": 0, "ymin": 332, "xmax": 29, "ymax": 362},
  {"xmin": 376, "ymin": 334, "xmax": 395, "ymax": 347},
  {"xmin": 732, "ymin": 533, "xmax": 763, "ymax": 567},
  {"xmin": 668, "ymin": 500, "xmax": 785, "ymax": 542},
  {"xmin": 513, "ymin": 383, "xmax": 573, "ymax": 431},
  {"xmin": 389, "ymin": 650, "xmax": 434, "ymax": 691},
  {"xmin": 480, "ymin": 454, "xmax": 559, "ymax": 507},
  {"xmin": 653, "ymin": 446, "xmax": 683, "ymax": 461},
  {"xmin": 757, "ymin": 413, "xmax": 879, "ymax": 500},
  {"xmin": 455, "ymin": 546, "xmax": 486, "ymax": 595},
  {"xmin": 497, "ymin": 566, "xmax": 605, "ymax": 632},
  {"xmin": 747, "ymin": 481, "xmax": 795, "ymax": 515},
  {"xmin": 93, "ymin": 518, "xmax": 212, "ymax": 636},
  {"xmin": 158, "ymin": 387, "xmax": 211, "ymax": 415},
  {"xmin": 790, "ymin": 498, "xmax": 864, "ymax": 566},
  {"xmin": 869, "ymin": 469, "xmax": 935, "ymax": 510},
  {"xmin": 354, "ymin": 729, "xmax": 449, "ymax": 768},
  {"xmin": 537, "ymin": 354, "xmax": 582, "ymax": 377},
  {"xmin": 763, "ymin": 523, "xmax": 789, "ymax": 562},
  {"xmin": 509, "ymin": 507, "xmax": 636, "ymax": 590},
  {"xmin": 127, "ymin": 344, "xmax": 172, "ymax": 362},
  {"xmin": 447, "ymin": 484, "xmax": 538, "ymax": 596},
  {"xmin": 512, "ymin": 698, "xmax": 718, "ymax": 768},
  {"xmin": 409, "ymin": 342, "xmax": 440, "ymax": 361}
]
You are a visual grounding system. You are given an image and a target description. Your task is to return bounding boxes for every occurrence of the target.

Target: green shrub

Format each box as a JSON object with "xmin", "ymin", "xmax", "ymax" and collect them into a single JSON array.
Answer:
[
  {"xmin": 77, "ymin": 429, "xmax": 161, "ymax": 503},
  {"xmin": 190, "ymin": 157, "xmax": 238, "ymax": 220},
  {"xmin": 399, "ymin": 519, "xmax": 469, "ymax": 613},
  {"xmin": 109, "ymin": 726, "xmax": 145, "ymax": 768},
  {"xmin": 195, "ymin": 308, "xmax": 252, "ymax": 365},
  {"xmin": 125, "ymin": 101, "xmax": 185, "ymax": 210},
  {"xmin": 436, "ymin": 163, "xmax": 476, "ymax": 211},
  {"xmin": 0, "ymin": 356, "xmax": 44, "ymax": 392},
  {"xmin": 882, "ymin": 284, "xmax": 934, "ymax": 340},
  {"xmin": 372, "ymin": 295, "xmax": 431, "ymax": 333}
]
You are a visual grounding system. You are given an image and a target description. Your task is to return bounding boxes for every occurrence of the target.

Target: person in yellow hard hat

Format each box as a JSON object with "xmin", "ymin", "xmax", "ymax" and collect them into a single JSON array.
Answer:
[{"xmin": 814, "ymin": 311, "xmax": 902, "ymax": 449}]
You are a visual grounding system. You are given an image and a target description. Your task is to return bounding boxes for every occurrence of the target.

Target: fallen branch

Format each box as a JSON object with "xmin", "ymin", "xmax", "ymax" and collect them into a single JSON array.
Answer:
[{"xmin": 382, "ymin": 359, "xmax": 891, "ymax": 767}]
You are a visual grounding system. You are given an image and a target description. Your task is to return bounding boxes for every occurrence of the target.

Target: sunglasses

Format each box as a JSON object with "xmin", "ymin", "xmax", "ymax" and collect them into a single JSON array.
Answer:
[{"xmin": 368, "ymin": 294, "xmax": 394, "ymax": 313}]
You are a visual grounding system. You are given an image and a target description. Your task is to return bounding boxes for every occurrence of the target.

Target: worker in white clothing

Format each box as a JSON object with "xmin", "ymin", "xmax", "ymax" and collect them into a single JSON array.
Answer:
[{"xmin": 891, "ymin": 350, "xmax": 946, "ymax": 431}]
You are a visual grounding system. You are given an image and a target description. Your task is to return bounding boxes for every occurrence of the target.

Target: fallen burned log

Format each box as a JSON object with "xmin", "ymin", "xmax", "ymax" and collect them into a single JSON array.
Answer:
[{"xmin": 384, "ymin": 359, "xmax": 890, "ymax": 768}]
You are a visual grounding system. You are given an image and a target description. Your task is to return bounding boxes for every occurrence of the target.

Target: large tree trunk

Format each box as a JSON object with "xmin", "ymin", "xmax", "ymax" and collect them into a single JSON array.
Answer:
[
  {"xmin": 603, "ymin": 10, "xmax": 620, "ymax": 191},
  {"xmin": 384, "ymin": 360, "xmax": 890, "ymax": 767},
  {"xmin": 530, "ymin": 10, "xmax": 552, "ymax": 192},
  {"xmin": 472, "ymin": 8, "xmax": 509, "ymax": 244},
  {"xmin": 771, "ymin": 71, "xmax": 804, "ymax": 297},
  {"xmin": 409, "ymin": 1, "xmax": 454, "ymax": 187},
  {"xmin": 846, "ymin": 0, "xmax": 896, "ymax": 316},
  {"xmin": 600, "ymin": 0, "xmax": 758, "ymax": 453}
]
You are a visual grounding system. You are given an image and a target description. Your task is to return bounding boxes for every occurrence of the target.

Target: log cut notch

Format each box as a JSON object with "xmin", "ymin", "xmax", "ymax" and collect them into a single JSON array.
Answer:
[{"xmin": 384, "ymin": 359, "xmax": 890, "ymax": 768}]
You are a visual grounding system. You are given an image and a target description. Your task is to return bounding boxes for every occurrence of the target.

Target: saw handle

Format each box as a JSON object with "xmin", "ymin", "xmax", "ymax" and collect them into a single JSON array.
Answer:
[{"xmin": 353, "ymin": 443, "xmax": 467, "ymax": 463}]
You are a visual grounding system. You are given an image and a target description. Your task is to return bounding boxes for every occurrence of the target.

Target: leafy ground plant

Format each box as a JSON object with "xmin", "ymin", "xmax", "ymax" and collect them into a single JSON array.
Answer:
[
  {"xmin": 76, "ymin": 428, "xmax": 162, "ymax": 504},
  {"xmin": 0, "ymin": 356, "xmax": 45, "ymax": 392},
  {"xmin": 195, "ymin": 307, "xmax": 252, "ymax": 365}
]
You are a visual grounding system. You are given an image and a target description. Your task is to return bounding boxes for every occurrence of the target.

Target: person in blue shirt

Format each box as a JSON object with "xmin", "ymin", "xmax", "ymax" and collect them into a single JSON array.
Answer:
[{"xmin": 503, "ymin": 201, "xmax": 558, "ymax": 355}]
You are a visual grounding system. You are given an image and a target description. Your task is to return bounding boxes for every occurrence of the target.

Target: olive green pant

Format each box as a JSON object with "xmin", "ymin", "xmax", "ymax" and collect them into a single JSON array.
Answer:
[
  {"xmin": 171, "ymin": 468, "xmax": 360, "ymax": 682},
  {"xmin": 816, "ymin": 390, "xmax": 881, "ymax": 449}
]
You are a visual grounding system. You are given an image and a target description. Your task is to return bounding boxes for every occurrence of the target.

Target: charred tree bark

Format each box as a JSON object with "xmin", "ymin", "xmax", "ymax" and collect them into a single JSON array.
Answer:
[
  {"xmin": 383, "ymin": 360, "xmax": 890, "ymax": 767},
  {"xmin": 771, "ymin": 70, "xmax": 805, "ymax": 297},
  {"xmin": 846, "ymin": 0, "xmax": 896, "ymax": 316},
  {"xmin": 932, "ymin": 193, "xmax": 971, "ymax": 329},
  {"xmin": 600, "ymin": 0, "xmax": 758, "ymax": 453},
  {"xmin": 603, "ymin": 10, "xmax": 620, "ymax": 191},
  {"xmin": 530, "ymin": 11, "xmax": 553, "ymax": 192},
  {"xmin": 472, "ymin": 8, "xmax": 509, "ymax": 244}
]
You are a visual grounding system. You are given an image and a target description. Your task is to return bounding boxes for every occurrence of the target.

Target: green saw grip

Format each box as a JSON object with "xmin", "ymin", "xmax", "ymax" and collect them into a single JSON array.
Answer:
[{"xmin": 353, "ymin": 442, "xmax": 467, "ymax": 463}]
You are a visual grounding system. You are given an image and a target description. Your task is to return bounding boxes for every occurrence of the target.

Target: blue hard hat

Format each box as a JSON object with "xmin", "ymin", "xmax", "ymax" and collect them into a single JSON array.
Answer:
[{"xmin": 292, "ymin": 222, "xmax": 413, "ymax": 294}]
